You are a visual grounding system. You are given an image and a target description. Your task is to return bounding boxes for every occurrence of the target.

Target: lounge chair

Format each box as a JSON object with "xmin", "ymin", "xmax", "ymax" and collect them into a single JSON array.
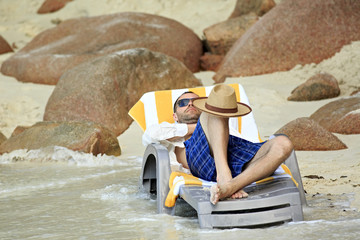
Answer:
[{"xmin": 129, "ymin": 83, "xmax": 306, "ymax": 229}]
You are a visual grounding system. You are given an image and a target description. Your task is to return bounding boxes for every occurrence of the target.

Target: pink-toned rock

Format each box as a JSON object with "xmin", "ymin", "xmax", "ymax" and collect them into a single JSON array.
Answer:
[
  {"xmin": 0, "ymin": 121, "xmax": 121, "ymax": 156},
  {"xmin": 228, "ymin": 0, "xmax": 276, "ymax": 18},
  {"xmin": 203, "ymin": 13, "xmax": 258, "ymax": 55},
  {"xmin": 0, "ymin": 35, "xmax": 13, "ymax": 54},
  {"xmin": 310, "ymin": 95, "xmax": 360, "ymax": 131},
  {"xmin": 37, "ymin": 0, "xmax": 73, "ymax": 14},
  {"xmin": 275, "ymin": 117, "xmax": 347, "ymax": 151},
  {"xmin": 10, "ymin": 126, "xmax": 30, "ymax": 137},
  {"xmin": 200, "ymin": 54, "xmax": 224, "ymax": 71},
  {"xmin": 1, "ymin": 12, "xmax": 202, "ymax": 85},
  {"xmin": 288, "ymin": 73, "xmax": 340, "ymax": 101},
  {"xmin": 214, "ymin": 0, "xmax": 360, "ymax": 82},
  {"xmin": 0, "ymin": 131, "xmax": 7, "ymax": 145},
  {"xmin": 329, "ymin": 109, "xmax": 360, "ymax": 135},
  {"xmin": 44, "ymin": 48, "xmax": 201, "ymax": 136},
  {"xmin": 351, "ymin": 89, "xmax": 360, "ymax": 96}
]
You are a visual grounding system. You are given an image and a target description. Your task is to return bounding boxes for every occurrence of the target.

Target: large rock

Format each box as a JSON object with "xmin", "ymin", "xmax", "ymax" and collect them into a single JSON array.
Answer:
[
  {"xmin": 10, "ymin": 126, "xmax": 30, "ymax": 138},
  {"xmin": 0, "ymin": 12, "xmax": 202, "ymax": 85},
  {"xmin": 199, "ymin": 53, "xmax": 224, "ymax": 71},
  {"xmin": 0, "ymin": 35, "xmax": 13, "ymax": 54},
  {"xmin": 329, "ymin": 109, "xmax": 360, "ymax": 134},
  {"xmin": 214, "ymin": 0, "xmax": 360, "ymax": 82},
  {"xmin": 310, "ymin": 95, "xmax": 360, "ymax": 131},
  {"xmin": 203, "ymin": 13, "xmax": 258, "ymax": 55},
  {"xmin": 228, "ymin": 0, "xmax": 276, "ymax": 18},
  {"xmin": 351, "ymin": 90, "xmax": 360, "ymax": 96},
  {"xmin": 44, "ymin": 48, "xmax": 201, "ymax": 136},
  {"xmin": 0, "ymin": 131, "xmax": 7, "ymax": 145},
  {"xmin": 288, "ymin": 73, "xmax": 340, "ymax": 101},
  {"xmin": 0, "ymin": 121, "xmax": 121, "ymax": 156},
  {"xmin": 275, "ymin": 117, "xmax": 347, "ymax": 151},
  {"xmin": 37, "ymin": 0, "xmax": 73, "ymax": 14}
]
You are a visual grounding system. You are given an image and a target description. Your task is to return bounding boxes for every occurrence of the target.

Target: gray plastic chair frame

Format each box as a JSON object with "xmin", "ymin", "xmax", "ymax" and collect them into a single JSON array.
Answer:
[{"xmin": 139, "ymin": 143, "xmax": 306, "ymax": 228}]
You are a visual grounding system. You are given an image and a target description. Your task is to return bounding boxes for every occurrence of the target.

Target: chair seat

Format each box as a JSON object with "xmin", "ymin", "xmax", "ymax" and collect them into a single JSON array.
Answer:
[{"xmin": 179, "ymin": 178, "xmax": 303, "ymax": 228}]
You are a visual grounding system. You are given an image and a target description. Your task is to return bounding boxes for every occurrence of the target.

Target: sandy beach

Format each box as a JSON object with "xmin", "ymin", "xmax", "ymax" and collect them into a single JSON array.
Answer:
[{"xmin": 1, "ymin": 0, "xmax": 360, "ymax": 214}]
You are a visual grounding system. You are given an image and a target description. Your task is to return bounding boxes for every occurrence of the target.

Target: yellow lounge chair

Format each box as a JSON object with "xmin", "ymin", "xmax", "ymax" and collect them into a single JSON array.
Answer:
[{"xmin": 129, "ymin": 83, "xmax": 306, "ymax": 228}]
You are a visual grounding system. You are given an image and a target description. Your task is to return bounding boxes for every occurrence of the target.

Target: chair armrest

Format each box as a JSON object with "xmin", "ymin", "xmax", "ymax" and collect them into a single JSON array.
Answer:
[{"xmin": 139, "ymin": 143, "xmax": 175, "ymax": 214}]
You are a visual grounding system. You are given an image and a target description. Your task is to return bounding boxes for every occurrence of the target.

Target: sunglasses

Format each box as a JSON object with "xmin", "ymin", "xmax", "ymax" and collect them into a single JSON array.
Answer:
[{"xmin": 177, "ymin": 98, "xmax": 196, "ymax": 108}]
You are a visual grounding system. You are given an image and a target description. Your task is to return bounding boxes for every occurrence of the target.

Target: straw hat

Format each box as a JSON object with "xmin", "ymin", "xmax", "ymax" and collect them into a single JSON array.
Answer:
[{"xmin": 192, "ymin": 84, "xmax": 252, "ymax": 117}]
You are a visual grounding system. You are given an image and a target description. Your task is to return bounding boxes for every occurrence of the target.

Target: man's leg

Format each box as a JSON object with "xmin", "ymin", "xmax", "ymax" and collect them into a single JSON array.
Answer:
[
  {"xmin": 210, "ymin": 134, "xmax": 294, "ymax": 204},
  {"xmin": 200, "ymin": 113, "xmax": 248, "ymax": 203},
  {"xmin": 200, "ymin": 113, "xmax": 232, "ymax": 184}
]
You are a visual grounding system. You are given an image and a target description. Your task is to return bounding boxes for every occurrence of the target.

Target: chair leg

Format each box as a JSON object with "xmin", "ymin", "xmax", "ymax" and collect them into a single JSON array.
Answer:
[{"xmin": 140, "ymin": 143, "xmax": 175, "ymax": 215}]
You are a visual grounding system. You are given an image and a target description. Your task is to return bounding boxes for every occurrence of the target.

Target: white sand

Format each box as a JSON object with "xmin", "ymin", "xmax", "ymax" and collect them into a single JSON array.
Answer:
[{"xmin": 1, "ymin": 0, "xmax": 360, "ymax": 210}]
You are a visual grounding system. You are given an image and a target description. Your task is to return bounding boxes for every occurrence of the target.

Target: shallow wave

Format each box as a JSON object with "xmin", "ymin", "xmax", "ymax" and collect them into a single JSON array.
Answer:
[
  {"xmin": 0, "ymin": 146, "xmax": 139, "ymax": 166},
  {"xmin": 0, "ymin": 169, "xmax": 125, "ymax": 198}
]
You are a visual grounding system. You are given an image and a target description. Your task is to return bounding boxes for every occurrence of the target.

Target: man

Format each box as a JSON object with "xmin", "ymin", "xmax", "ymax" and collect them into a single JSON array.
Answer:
[{"xmin": 143, "ymin": 84, "xmax": 293, "ymax": 204}]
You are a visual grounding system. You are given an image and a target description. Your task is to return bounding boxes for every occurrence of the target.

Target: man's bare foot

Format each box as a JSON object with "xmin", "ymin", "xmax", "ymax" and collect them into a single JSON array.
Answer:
[
  {"xmin": 210, "ymin": 184, "xmax": 220, "ymax": 205},
  {"xmin": 210, "ymin": 170, "xmax": 235, "ymax": 205},
  {"xmin": 231, "ymin": 189, "xmax": 248, "ymax": 199},
  {"xmin": 210, "ymin": 181, "xmax": 232, "ymax": 205},
  {"xmin": 211, "ymin": 170, "xmax": 248, "ymax": 204},
  {"xmin": 210, "ymin": 184, "xmax": 248, "ymax": 204}
]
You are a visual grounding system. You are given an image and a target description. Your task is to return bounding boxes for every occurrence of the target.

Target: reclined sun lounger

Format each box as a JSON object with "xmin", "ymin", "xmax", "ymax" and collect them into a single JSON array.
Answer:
[{"xmin": 129, "ymin": 83, "xmax": 306, "ymax": 229}]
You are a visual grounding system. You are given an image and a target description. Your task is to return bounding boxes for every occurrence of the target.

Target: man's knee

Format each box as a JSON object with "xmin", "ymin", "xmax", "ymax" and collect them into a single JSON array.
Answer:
[{"xmin": 272, "ymin": 134, "xmax": 294, "ymax": 155}]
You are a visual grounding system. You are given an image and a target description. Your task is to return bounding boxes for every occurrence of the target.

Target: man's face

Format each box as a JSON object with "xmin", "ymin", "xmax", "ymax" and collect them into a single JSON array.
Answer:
[{"xmin": 173, "ymin": 93, "xmax": 201, "ymax": 124}]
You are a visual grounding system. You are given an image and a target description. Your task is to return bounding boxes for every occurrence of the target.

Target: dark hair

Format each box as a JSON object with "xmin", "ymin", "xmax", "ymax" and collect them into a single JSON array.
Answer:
[{"xmin": 173, "ymin": 91, "xmax": 197, "ymax": 112}]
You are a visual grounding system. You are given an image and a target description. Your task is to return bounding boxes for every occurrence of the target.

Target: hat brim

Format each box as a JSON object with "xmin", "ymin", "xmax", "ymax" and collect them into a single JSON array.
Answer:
[{"xmin": 192, "ymin": 97, "xmax": 252, "ymax": 118}]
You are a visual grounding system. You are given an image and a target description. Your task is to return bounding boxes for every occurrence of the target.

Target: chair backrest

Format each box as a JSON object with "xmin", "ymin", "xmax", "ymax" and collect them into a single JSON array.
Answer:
[{"xmin": 128, "ymin": 83, "xmax": 262, "ymax": 143}]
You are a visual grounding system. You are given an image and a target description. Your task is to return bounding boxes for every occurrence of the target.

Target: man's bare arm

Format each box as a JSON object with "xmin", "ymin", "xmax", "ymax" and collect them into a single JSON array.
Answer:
[{"xmin": 174, "ymin": 147, "xmax": 189, "ymax": 169}]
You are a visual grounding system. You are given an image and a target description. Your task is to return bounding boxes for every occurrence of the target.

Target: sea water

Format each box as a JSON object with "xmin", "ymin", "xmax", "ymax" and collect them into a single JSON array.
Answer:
[{"xmin": 1, "ymin": 147, "xmax": 359, "ymax": 240}]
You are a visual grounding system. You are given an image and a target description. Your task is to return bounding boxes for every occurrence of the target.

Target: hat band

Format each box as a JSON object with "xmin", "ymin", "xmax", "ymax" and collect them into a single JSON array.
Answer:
[{"xmin": 205, "ymin": 102, "xmax": 237, "ymax": 113}]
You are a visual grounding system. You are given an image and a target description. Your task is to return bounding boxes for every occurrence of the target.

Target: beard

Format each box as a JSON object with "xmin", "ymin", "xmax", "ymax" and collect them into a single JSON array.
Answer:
[
  {"xmin": 180, "ymin": 114, "xmax": 200, "ymax": 124},
  {"xmin": 177, "ymin": 107, "xmax": 201, "ymax": 124}
]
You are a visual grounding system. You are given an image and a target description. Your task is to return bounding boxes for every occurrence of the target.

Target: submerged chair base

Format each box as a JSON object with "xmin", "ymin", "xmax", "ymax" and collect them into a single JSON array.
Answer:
[
  {"xmin": 139, "ymin": 143, "xmax": 306, "ymax": 229},
  {"xmin": 181, "ymin": 179, "xmax": 303, "ymax": 228}
]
